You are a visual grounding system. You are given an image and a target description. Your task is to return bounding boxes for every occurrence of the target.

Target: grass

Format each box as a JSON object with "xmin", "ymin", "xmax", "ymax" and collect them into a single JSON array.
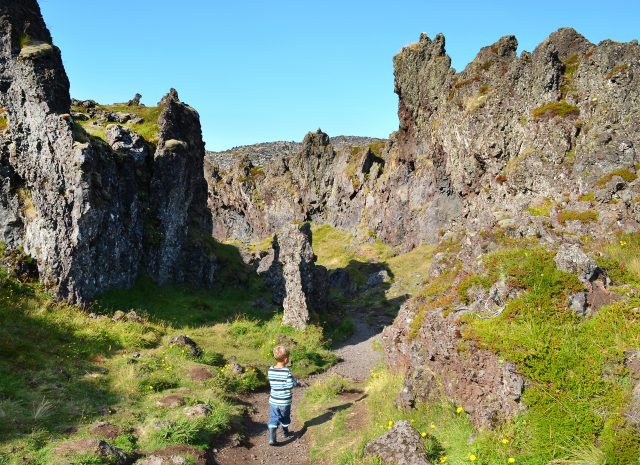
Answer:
[
  {"xmin": 532, "ymin": 102, "xmax": 580, "ymax": 120},
  {"xmin": 598, "ymin": 232, "xmax": 640, "ymax": 284},
  {"xmin": 299, "ymin": 368, "xmax": 481, "ymax": 465},
  {"xmin": 311, "ymin": 224, "xmax": 435, "ymax": 302},
  {"xmin": 459, "ymin": 245, "xmax": 640, "ymax": 464},
  {"xmin": 0, "ymin": 251, "xmax": 336, "ymax": 463},
  {"xmin": 72, "ymin": 104, "xmax": 163, "ymax": 144},
  {"xmin": 557, "ymin": 210, "xmax": 598, "ymax": 225},
  {"xmin": 595, "ymin": 168, "xmax": 637, "ymax": 187}
]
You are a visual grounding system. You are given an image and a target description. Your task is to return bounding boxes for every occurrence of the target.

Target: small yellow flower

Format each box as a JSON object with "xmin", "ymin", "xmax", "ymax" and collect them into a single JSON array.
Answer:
[
  {"xmin": 501, "ymin": 438, "xmax": 509, "ymax": 444},
  {"xmin": 508, "ymin": 458, "xmax": 516, "ymax": 464},
  {"xmin": 410, "ymin": 419, "xmax": 415, "ymax": 423},
  {"xmin": 620, "ymin": 240, "xmax": 627, "ymax": 246},
  {"xmin": 440, "ymin": 457, "xmax": 448, "ymax": 463},
  {"xmin": 469, "ymin": 454, "xmax": 477, "ymax": 462},
  {"xmin": 456, "ymin": 406, "xmax": 464, "ymax": 414},
  {"xmin": 430, "ymin": 422, "xmax": 436, "ymax": 429},
  {"xmin": 421, "ymin": 432, "xmax": 427, "ymax": 438}
]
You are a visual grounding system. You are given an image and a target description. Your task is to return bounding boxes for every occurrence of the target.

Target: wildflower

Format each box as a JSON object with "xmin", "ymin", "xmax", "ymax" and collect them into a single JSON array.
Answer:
[
  {"xmin": 388, "ymin": 420, "xmax": 393, "ymax": 428},
  {"xmin": 421, "ymin": 432, "xmax": 427, "ymax": 438},
  {"xmin": 508, "ymin": 458, "xmax": 515, "ymax": 464},
  {"xmin": 469, "ymin": 454, "xmax": 477, "ymax": 462},
  {"xmin": 456, "ymin": 406, "xmax": 464, "ymax": 414},
  {"xmin": 440, "ymin": 457, "xmax": 448, "ymax": 463},
  {"xmin": 430, "ymin": 423, "xmax": 436, "ymax": 429},
  {"xmin": 410, "ymin": 419, "xmax": 415, "ymax": 423},
  {"xmin": 620, "ymin": 240, "xmax": 627, "ymax": 246},
  {"xmin": 501, "ymin": 438, "xmax": 509, "ymax": 444}
]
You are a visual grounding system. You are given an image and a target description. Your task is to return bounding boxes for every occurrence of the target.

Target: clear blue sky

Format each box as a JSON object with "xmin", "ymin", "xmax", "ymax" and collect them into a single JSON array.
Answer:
[{"xmin": 39, "ymin": 0, "xmax": 638, "ymax": 151}]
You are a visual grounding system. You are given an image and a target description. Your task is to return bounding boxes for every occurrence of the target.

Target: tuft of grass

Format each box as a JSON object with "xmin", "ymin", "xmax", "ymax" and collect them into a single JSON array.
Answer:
[
  {"xmin": 532, "ymin": 101, "xmax": 580, "ymax": 119},
  {"xmin": 595, "ymin": 168, "xmax": 637, "ymax": 187},
  {"xmin": 557, "ymin": 210, "xmax": 598, "ymax": 225}
]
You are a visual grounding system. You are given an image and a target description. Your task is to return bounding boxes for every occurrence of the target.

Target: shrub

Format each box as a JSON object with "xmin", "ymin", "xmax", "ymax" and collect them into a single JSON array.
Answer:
[{"xmin": 532, "ymin": 101, "xmax": 580, "ymax": 119}]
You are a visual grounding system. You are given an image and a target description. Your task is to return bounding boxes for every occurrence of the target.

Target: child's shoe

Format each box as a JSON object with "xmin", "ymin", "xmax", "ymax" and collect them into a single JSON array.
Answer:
[
  {"xmin": 282, "ymin": 426, "xmax": 293, "ymax": 438},
  {"xmin": 268, "ymin": 427, "xmax": 277, "ymax": 446}
]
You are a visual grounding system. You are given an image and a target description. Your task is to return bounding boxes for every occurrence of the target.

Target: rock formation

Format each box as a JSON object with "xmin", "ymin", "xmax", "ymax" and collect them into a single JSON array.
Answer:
[
  {"xmin": 208, "ymin": 29, "xmax": 640, "ymax": 251},
  {"xmin": 256, "ymin": 222, "xmax": 327, "ymax": 328},
  {"xmin": 0, "ymin": 0, "xmax": 214, "ymax": 302}
]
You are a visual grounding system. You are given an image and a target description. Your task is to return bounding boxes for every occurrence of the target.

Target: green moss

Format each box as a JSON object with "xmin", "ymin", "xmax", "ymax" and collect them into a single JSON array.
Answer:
[
  {"xmin": 595, "ymin": 168, "xmax": 637, "ymax": 187},
  {"xmin": 532, "ymin": 101, "xmax": 580, "ymax": 119},
  {"xmin": 557, "ymin": 209, "xmax": 598, "ymax": 225},
  {"xmin": 578, "ymin": 192, "xmax": 595, "ymax": 202},
  {"xmin": 527, "ymin": 198, "xmax": 555, "ymax": 217},
  {"xmin": 0, "ymin": 108, "xmax": 7, "ymax": 131}
]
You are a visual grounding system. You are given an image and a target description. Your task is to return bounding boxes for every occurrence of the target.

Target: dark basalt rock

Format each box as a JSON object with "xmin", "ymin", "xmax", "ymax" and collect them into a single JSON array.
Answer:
[{"xmin": 0, "ymin": 1, "xmax": 215, "ymax": 302}]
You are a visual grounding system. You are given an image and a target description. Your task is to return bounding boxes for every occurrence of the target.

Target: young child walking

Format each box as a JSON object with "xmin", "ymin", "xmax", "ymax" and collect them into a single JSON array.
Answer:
[{"xmin": 267, "ymin": 345, "xmax": 298, "ymax": 446}]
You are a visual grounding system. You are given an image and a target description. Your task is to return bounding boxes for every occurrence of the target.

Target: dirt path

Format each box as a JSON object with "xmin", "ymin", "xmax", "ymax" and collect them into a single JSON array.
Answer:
[{"xmin": 212, "ymin": 312, "xmax": 382, "ymax": 465}]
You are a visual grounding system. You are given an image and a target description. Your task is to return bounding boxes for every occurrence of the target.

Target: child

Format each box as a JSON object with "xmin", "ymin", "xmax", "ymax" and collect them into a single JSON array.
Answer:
[{"xmin": 267, "ymin": 345, "xmax": 298, "ymax": 445}]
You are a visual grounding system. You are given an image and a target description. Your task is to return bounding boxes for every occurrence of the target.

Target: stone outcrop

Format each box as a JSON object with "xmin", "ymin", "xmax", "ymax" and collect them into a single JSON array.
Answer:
[
  {"xmin": 364, "ymin": 420, "xmax": 432, "ymax": 465},
  {"xmin": 256, "ymin": 222, "xmax": 327, "ymax": 328},
  {"xmin": 0, "ymin": 0, "xmax": 214, "ymax": 302},
  {"xmin": 383, "ymin": 304, "xmax": 525, "ymax": 429}
]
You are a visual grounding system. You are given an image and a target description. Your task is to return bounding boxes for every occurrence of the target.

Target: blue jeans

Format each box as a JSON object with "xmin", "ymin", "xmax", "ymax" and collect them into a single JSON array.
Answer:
[{"xmin": 268, "ymin": 403, "xmax": 291, "ymax": 429}]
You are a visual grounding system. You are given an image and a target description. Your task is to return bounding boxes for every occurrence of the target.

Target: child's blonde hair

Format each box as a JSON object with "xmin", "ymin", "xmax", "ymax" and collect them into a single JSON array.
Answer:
[{"xmin": 273, "ymin": 345, "xmax": 290, "ymax": 362}]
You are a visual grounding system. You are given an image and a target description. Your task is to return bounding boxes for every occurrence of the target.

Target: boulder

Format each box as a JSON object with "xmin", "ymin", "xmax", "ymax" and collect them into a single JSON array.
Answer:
[
  {"xmin": 168, "ymin": 335, "xmax": 202, "ymax": 357},
  {"xmin": 128, "ymin": 93, "xmax": 142, "ymax": 106},
  {"xmin": 156, "ymin": 395, "xmax": 186, "ymax": 408},
  {"xmin": 183, "ymin": 404, "xmax": 211, "ymax": 418},
  {"xmin": 364, "ymin": 420, "xmax": 431, "ymax": 465},
  {"xmin": 366, "ymin": 270, "xmax": 390, "ymax": 288},
  {"xmin": 554, "ymin": 244, "xmax": 600, "ymax": 283},
  {"xmin": 105, "ymin": 124, "xmax": 150, "ymax": 163}
]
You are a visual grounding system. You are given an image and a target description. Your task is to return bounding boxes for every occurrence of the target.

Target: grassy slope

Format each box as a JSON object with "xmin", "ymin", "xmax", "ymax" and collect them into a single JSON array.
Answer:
[
  {"xmin": 72, "ymin": 104, "xmax": 162, "ymax": 144},
  {"xmin": 0, "ymin": 264, "xmax": 335, "ymax": 464},
  {"xmin": 311, "ymin": 223, "xmax": 435, "ymax": 307},
  {"xmin": 299, "ymin": 233, "xmax": 640, "ymax": 465}
]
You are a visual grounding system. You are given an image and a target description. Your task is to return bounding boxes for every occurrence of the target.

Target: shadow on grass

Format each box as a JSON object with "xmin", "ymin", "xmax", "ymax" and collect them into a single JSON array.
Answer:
[
  {"xmin": 0, "ymin": 280, "xmax": 123, "ymax": 441},
  {"xmin": 321, "ymin": 259, "xmax": 410, "ymax": 347},
  {"xmin": 96, "ymin": 238, "xmax": 276, "ymax": 329}
]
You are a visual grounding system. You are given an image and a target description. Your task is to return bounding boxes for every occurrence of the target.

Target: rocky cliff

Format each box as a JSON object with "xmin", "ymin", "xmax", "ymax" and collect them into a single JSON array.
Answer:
[
  {"xmin": 208, "ymin": 29, "xmax": 640, "ymax": 251},
  {"xmin": 0, "ymin": 0, "xmax": 214, "ymax": 302}
]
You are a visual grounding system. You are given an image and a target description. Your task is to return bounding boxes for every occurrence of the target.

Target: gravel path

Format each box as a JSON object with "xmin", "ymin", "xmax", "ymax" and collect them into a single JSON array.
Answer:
[{"xmin": 213, "ymin": 312, "xmax": 382, "ymax": 465}]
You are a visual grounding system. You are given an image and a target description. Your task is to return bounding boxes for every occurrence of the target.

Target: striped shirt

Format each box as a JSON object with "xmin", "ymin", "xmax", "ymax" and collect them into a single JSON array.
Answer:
[{"xmin": 268, "ymin": 366, "xmax": 297, "ymax": 406}]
